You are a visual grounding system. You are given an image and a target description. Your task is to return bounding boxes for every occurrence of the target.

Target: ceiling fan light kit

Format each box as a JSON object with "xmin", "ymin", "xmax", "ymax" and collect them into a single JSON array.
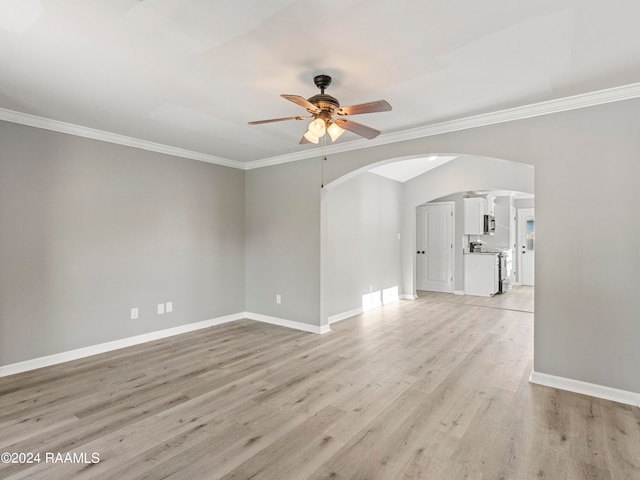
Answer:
[
  {"xmin": 303, "ymin": 130, "xmax": 320, "ymax": 144},
  {"xmin": 248, "ymin": 74, "xmax": 392, "ymax": 145},
  {"xmin": 308, "ymin": 118, "xmax": 326, "ymax": 137},
  {"xmin": 327, "ymin": 121, "xmax": 345, "ymax": 141}
]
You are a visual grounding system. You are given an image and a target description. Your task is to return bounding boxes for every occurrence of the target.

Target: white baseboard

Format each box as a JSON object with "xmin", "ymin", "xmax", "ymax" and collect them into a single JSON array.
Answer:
[
  {"xmin": 329, "ymin": 307, "xmax": 363, "ymax": 324},
  {"xmin": 400, "ymin": 294, "xmax": 418, "ymax": 300},
  {"xmin": 382, "ymin": 294, "xmax": 400, "ymax": 306},
  {"xmin": 0, "ymin": 312, "xmax": 245, "ymax": 378},
  {"xmin": 244, "ymin": 312, "xmax": 330, "ymax": 335},
  {"xmin": 454, "ymin": 290, "xmax": 465, "ymax": 296},
  {"xmin": 530, "ymin": 371, "xmax": 640, "ymax": 408},
  {"xmin": 0, "ymin": 312, "xmax": 330, "ymax": 377}
]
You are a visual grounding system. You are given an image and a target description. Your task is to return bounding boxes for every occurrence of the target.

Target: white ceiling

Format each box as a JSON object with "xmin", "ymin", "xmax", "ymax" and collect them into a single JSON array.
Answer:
[
  {"xmin": 1, "ymin": 0, "xmax": 640, "ymax": 166},
  {"xmin": 369, "ymin": 155, "xmax": 457, "ymax": 182}
]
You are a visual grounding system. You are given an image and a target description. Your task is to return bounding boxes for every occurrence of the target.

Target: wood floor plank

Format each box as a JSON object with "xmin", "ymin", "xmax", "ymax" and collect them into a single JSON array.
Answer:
[{"xmin": 1, "ymin": 286, "xmax": 639, "ymax": 480}]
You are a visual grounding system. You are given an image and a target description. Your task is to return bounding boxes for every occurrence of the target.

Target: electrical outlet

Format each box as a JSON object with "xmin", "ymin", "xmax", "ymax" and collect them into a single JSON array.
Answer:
[
  {"xmin": 276, "ymin": 294, "xmax": 281, "ymax": 304},
  {"xmin": 166, "ymin": 302, "xmax": 173, "ymax": 313},
  {"xmin": 157, "ymin": 303, "xmax": 165, "ymax": 315},
  {"xmin": 130, "ymin": 308, "xmax": 139, "ymax": 320}
]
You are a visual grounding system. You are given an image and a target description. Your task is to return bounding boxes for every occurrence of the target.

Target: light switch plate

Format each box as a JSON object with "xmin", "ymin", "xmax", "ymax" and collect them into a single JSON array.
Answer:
[
  {"xmin": 131, "ymin": 308, "xmax": 139, "ymax": 320},
  {"xmin": 166, "ymin": 302, "xmax": 173, "ymax": 313},
  {"xmin": 157, "ymin": 303, "xmax": 165, "ymax": 315}
]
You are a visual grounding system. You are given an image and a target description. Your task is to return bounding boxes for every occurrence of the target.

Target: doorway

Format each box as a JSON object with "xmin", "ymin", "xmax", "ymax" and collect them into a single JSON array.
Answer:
[
  {"xmin": 517, "ymin": 208, "xmax": 535, "ymax": 285},
  {"xmin": 416, "ymin": 202, "xmax": 454, "ymax": 293}
]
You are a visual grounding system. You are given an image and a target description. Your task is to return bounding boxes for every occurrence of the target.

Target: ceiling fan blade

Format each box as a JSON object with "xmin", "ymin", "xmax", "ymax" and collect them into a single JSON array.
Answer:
[
  {"xmin": 334, "ymin": 118, "xmax": 381, "ymax": 140},
  {"xmin": 335, "ymin": 100, "xmax": 392, "ymax": 116},
  {"xmin": 281, "ymin": 94, "xmax": 320, "ymax": 113},
  {"xmin": 248, "ymin": 115, "xmax": 308, "ymax": 125}
]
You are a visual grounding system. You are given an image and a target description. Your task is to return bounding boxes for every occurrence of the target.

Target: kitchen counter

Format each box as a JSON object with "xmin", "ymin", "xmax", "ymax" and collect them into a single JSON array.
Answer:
[{"xmin": 464, "ymin": 253, "xmax": 499, "ymax": 296}]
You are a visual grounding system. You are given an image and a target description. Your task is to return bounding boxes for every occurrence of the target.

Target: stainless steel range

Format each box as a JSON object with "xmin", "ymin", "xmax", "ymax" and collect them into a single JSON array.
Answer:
[{"xmin": 498, "ymin": 250, "xmax": 512, "ymax": 294}]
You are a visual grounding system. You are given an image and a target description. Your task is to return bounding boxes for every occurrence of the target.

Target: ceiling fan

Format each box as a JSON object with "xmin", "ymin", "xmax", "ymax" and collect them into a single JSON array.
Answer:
[{"xmin": 248, "ymin": 74, "xmax": 392, "ymax": 144}]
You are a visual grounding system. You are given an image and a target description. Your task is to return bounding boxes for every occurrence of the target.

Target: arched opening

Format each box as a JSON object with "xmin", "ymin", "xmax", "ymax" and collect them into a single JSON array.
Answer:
[{"xmin": 320, "ymin": 153, "xmax": 534, "ymax": 326}]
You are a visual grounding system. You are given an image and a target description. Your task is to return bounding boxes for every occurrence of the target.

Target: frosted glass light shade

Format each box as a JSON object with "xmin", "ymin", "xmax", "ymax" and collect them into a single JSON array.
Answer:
[
  {"xmin": 308, "ymin": 118, "xmax": 326, "ymax": 137},
  {"xmin": 303, "ymin": 130, "xmax": 319, "ymax": 144},
  {"xmin": 327, "ymin": 122, "xmax": 345, "ymax": 142}
]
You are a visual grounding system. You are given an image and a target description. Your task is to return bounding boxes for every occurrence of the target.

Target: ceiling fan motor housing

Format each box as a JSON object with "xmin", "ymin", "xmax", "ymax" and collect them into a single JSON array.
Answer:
[
  {"xmin": 307, "ymin": 93, "xmax": 340, "ymax": 113},
  {"xmin": 308, "ymin": 74, "xmax": 340, "ymax": 120}
]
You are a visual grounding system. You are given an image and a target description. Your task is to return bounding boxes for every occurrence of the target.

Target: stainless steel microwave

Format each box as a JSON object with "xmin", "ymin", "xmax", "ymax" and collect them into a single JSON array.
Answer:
[{"xmin": 484, "ymin": 215, "xmax": 496, "ymax": 235}]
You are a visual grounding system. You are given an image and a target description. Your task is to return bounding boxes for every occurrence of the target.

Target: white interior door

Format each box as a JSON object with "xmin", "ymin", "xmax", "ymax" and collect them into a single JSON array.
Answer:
[
  {"xmin": 416, "ymin": 203, "xmax": 453, "ymax": 292},
  {"xmin": 518, "ymin": 208, "xmax": 535, "ymax": 286}
]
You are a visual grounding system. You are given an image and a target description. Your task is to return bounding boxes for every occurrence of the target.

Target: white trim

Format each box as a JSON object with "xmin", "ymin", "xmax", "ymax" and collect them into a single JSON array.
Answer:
[
  {"xmin": 245, "ymin": 312, "xmax": 330, "ymax": 334},
  {"xmin": 0, "ymin": 312, "xmax": 245, "ymax": 377},
  {"xmin": 0, "ymin": 312, "xmax": 331, "ymax": 377},
  {"xmin": 3, "ymin": 83, "xmax": 640, "ymax": 171},
  {"xmin": 382, "ymin": 294, "xmax": 400, "ymax": 305},
  {"xmin": 530, "ymin": 371, "xmax": 640, "ymax": 408},
  {"xmin": 244, "ymin": 82, "xmax": 640, "ymax": 169},
  {"xmin": 400, "ymin": 294, "xmax": 418, "ymax": 300},
  {"xmin": 517, "ymin": 207, "xmax": 535, "ymax": 286},
  {"xmin": 416, "ymin": 202, "xmax": 455, "ymax": 293},
  {"xmin": 454, "ymin": 290, "xmax": 465, "ymax": 296},
  {"xmin": 0, "ymin": 108, "xmax": 245, "ymax": 170},
  {"xmin": 328, "ymin": 307, "xmax": 363, "ymax": 324}
]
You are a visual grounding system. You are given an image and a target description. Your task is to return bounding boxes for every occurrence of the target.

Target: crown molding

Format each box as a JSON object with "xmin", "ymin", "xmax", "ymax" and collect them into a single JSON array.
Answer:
[
  {"xmin": 3, "ymin": 81, "xmax": 640, "ymax": 171},
  {"xmin": 0, "ymin": 107, "xmax": 245, "ymax": 170},
  {"xmin": 244, "ymin": 81, "xmax": 640, "ymax": 170}
]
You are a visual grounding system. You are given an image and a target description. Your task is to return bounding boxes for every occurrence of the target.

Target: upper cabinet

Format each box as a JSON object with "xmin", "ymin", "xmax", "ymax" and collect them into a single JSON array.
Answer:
[
  {"xmin": 486, "ymin": 194, "xmax": 496, "ymax": 216},
  {"xmin": 464, "ymin": 196, "xmax": 496, "ymax": 235},
  {"xmin": 464, "ymin": 197, "xmax": 486, "ymax": 235}
]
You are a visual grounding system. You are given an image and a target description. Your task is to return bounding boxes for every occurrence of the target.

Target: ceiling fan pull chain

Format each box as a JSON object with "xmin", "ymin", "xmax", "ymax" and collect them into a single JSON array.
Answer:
[{"xmin": 321, "ymin": 133, "xmax": 327, "ymax": 188}]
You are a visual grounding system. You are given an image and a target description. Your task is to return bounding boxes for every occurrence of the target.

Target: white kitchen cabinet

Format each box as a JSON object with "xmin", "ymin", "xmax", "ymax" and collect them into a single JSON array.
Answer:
[
  {"xmin": 464, "ymin": 253, "xmax": 499, "ymax": 296},
  {"xmin": 464, "ymin": 197, "xmax": 486, "ymax": 235},
  {"xmin": 486, "ymin": 194, "xmax": 496, "ymax": 216}
]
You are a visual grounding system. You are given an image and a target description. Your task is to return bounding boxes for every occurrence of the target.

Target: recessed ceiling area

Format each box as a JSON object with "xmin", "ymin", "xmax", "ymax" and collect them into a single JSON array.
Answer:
[
  {"xmin": 369, "ymin": 156, "xmax": 457, "ymax": 183},
  {"xmin": 1, "ymin": 1, "xmax": 640, "ymax": 164}
]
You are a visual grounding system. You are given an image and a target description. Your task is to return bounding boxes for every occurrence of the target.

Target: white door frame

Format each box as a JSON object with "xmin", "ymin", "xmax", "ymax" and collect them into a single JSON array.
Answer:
[
  {"xmin": 517, "ymin": 207, "xmax": 535, "ymax": 286},
  {"xmin": 416, "ymin": 202, "xmax": 455, "ymax": 293}
]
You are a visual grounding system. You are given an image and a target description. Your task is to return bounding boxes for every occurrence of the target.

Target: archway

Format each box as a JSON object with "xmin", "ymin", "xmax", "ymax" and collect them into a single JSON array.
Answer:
[{"xmin": 320, "ymin": 153, "xmax": 534, "ymax": 326}]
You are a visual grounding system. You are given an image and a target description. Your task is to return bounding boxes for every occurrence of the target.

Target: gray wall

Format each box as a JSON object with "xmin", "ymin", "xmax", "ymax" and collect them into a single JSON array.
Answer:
[
  {"xmin": 0, "ymin": 121, "xmax": 245, "ymax": 366},
  {"xmin": 401, "ymin": 157, "xmax": 534, "ymax": 295},
  {"xmin": 426, "ymin": 192, "xmax": 522, "ymax": 292},
  {"xmin": 326, "ymin": 172, "xmax": 402, "ymax": 317},
  {"xmin": 427, "ymin": 192, "xmax": 467, "ymax": 292},
  {"xmin": 317, "ymin": 99, "xmax": 640, "ymax": 394},
  {"xmin": 3, "ymin": 96, "xmax": 640, "ymax": 398},
  {"xmin": 514, "ymin": 197, "xmax": 535, "ymax": 209},
  {"xmin": 482, "ymin": 195, "xmax": 513, "ymax": 251},
  {"xmin": 245, "ymin": 158, "xmax": 322, "ymax": 326}
]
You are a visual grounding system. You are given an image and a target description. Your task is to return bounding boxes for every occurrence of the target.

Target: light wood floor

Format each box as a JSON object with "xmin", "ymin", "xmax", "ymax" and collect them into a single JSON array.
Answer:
[{"xmin": 1, "ymin": 287, "xmax": 639, "ymax": 479}]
